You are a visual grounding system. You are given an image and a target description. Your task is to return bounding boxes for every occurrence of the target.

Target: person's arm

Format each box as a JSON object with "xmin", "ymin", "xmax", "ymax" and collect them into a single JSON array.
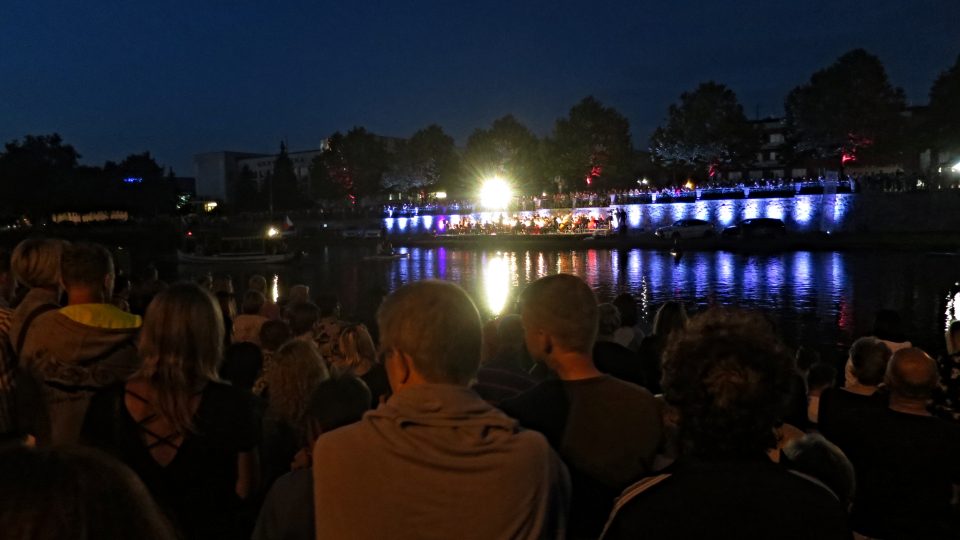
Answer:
[{"xmin": 236, "ymin": 449, "xmax": 259, "ymax": 499}]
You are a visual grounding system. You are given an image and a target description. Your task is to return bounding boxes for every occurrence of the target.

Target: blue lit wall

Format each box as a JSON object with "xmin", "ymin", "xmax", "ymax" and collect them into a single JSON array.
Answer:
[{"xmin": 382, "ymin": 194, "xmax": 855, "ymax": 235}]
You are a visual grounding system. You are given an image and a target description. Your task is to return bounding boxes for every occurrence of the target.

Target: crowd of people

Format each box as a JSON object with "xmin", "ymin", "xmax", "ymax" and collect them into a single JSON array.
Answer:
[
  {"xmin": 0, "ymin": 237, "xmax": 958, "ymax": 539},
  {"xmin": 440, "ymin": 211, "xmax": 616, "ymax": 236}
]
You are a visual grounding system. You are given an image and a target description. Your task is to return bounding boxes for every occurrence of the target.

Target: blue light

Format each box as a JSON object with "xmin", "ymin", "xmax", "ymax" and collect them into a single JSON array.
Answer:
[
  {"xmin": 717, "ymin": 204, "xmax": 735, "ymax": 226},
  {"xmin": 397, "ymin": 217, "xmax": 408, "ymax": 231},
  {"xmin": 123, "ymin": 177, "xmax": 143, "ymax": 184},
  {"xmin": 422, "ymin": 215, "xmax": 433, "ymax": 230},
  {"xmin": 383, "ymin": 217, "xmax": 394, "ymax": 231},
  {"xmin": 627, "ymin": 206, "xmax": 642, "ymax": 228},
  {"xmin": 794, "ymin": 197, "xmax": 813, "ymax": 226},
  {"xmin": 744, "ymin": 199, "xmax": 760, "ymax": 219},
  {"xmin": 765, "ymin": 200, "xmax": 785, "ymax": 221}
]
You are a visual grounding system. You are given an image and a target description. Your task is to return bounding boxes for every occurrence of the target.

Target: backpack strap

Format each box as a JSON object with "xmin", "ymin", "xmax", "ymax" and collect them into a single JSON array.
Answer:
[
  {"xmin": 15, "ymin": 303, "xmax": 59, "ymax": 356},
  {"xmin": 599, "ymin": 473, "xmax": 672, "ymax": 539}
]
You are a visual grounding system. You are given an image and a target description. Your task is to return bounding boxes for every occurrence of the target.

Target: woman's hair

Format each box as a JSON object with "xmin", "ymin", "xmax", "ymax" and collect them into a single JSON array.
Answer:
[
  {"xmin": 266, "ymin": 339, "xmax": 330, "ymax": 426},
  {"xmin": 653, "ymin": 301, "xmax": 688, "ymax": 337},
  {"xmin": 612, "ymin": 293, "xmax": 639, "ymax": 327},
  {"xmin": 0, "ymin": 445, "xmax": 177, "ymax": 540},
  {"xmin": 336, "ymin": 324, "xmax": 377, "ymax": 375},
  {"xmin": 136, "ymin": 282, "xmax": 224, "ymax": 434},
  {"xmin": 241, "ymin": 290, "xmax": 266, "ymax": 315},
  {"xmin": 11, "ymin": 238, "xmax": 65, "ymax": 289}
]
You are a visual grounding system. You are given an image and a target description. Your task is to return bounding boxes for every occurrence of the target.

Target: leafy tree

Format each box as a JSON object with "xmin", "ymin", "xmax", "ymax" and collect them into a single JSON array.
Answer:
[
  {"xmin": 463, "ymin": 115, "xmax": 541, "ymax": 192},
  {"xmin": 310, "ymin": 128, "xmax": 390, "ymax": 202},
  {"xmin": 547, "ymin": 96, "xmax": 634, "ymax": 190},
  {"xmin": 0, "ymin": 133, "xmax": 80, "ymax": 215},
  {"xmin": 927, "ymin": 54, "xmax": 960, "ymax": 154},
  {"xmin": 785, "ymin": 49, "xmax": 906, "ymax": 167},
  {"xmin": 649, "ymin": 82, "xmax": 756, "ymax": 176},
  {"xmin": 383, "ymin": 124, "xmax": 460, "ymax": 195}
]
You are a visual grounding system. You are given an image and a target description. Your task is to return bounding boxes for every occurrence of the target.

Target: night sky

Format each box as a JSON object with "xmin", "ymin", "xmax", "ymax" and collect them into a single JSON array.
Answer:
[{"xmin": 2, "ymin": 0, "xmax": 958, "ymax": 175}]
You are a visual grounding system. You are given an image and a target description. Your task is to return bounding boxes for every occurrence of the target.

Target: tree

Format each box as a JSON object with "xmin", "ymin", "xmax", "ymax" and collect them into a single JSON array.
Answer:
[
  {"xmin": 0, "ymin": 133, "xmax": 80, "ymax": 215},
  {"xmin": 785, "ymin": 49, "xmax": 906, "ymax": 167},
  {"xmin": 649, "ymin": 82, "xmax": 756, "ymax": 177},
  {"xmin": 463, "ymin": 115, "xmax": 541, "ymax": 192},
  {"xmin": 383, "ymin": 124, "xmax": 460, "ymax": 195},
  {"xmin": 232, "ymin": 165, "xmax": 263, "ymax": 211},
  {"xmin": 927, "ymin": 54, "xmax": 960, "ymax": 154},
  {"xmin": 310, "ymin": 128, "xmax": 390, "ymax": 203},
  {"xmin": 547, "ymin": 96, "xmax": 634, "ymax": 190},
  {"xmin": 266, "ymin": 142, "xmax": 305, "ymax": 211}
]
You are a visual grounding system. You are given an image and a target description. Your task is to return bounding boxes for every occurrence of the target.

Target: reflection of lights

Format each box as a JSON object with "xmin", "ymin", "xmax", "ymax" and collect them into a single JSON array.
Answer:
[
  {"xmin": 765, "ymin": 200, "xmax": 784, "ymax": 221},
  {"xmin": 384, "ymin": 217, "xmax": 394, "ymax": 231},
  {"xmin": 794, "ymin": 196, "xmax": 813, "ymax": 226},
  {"xmin": 718, "ymin": 204, "xmax": 734, "ymax": 226},
  {"xmin": 480, "ymin": 177, "xmax": 513, "ymax": 209},
  {"xmin": 397, "ymin": 217, "xmax": 408, "ymax": 231},
  {"xmin": 422, "ymin": 215, "xmax": 433, "ymax": 230},
  {"xmin": 744, "ymin": 199, "xmax": 760, "ymax": 219},
  {"xmin": 671, "ymin": 203, "xmax": 686, "ymax": 221},
  {"xmin": 267, "ymin": 227, "xmax": 279, "ymax": 237},
  {"xmin": 483, "ymin": 254, "xmax": 511, "ymax": 316},
  {"xmin": 717, "ymin": 252, "xmax": 734, "ymax": 287},
  {"xmin": 951, "ymin": 161, "xmax": 960, "ymax": 174},
  {"xmin": 628, "ymin": 206, "xmax": 642, "ymax": 228},
  {"xmin": 793, "ymin": 252, "xmax": 812, "ymax": 298},
  {"xmin": 270, "ymin": 275, "xmax": 279, "ymax": 303},
  {"xmin": 694, "ymin": 201, "xmax": 710, "ymax": 221}
]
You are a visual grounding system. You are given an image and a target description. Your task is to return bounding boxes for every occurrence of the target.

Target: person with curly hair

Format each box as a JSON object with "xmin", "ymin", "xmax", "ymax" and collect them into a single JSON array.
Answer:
[
  {"xmin": 260, "ymin": 339, "xmax": 329, "ymax": 493},
  {"xmin": 602, "ymin": 308, "xmax": 849, "ymax": 540}
]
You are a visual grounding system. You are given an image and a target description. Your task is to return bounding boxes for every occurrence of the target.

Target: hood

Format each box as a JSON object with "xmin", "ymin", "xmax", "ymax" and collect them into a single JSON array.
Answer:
[
  {"xmin": 362, "ymin": 384, "xmax": 523, "ymax": 467},
  {"xmin": 26, "ymin": 305, "xmax": 140, "ymax": 371}
]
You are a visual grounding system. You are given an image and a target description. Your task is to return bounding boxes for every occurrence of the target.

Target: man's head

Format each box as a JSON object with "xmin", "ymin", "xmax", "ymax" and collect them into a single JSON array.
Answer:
[
  {"xmin": 317, "ymin": 292, "xmax": 341, "ymax": 319},
  {"xmin": 288, "ymin": 284, "xmax": 310, "ymax": 305},
  {"xmin": 885, "ymin": 347, "xmax": 938, "ymax": 402},
  {"xmin": 248, "ymin": 274, "xmax": 267, "ymax": 294},
  {"xmin": 304, "ymin": 375, "xmax": 372, "ymax": 442},
  {"xmin": 241, "ymin": 290, "xmax": 265, "ymax": 316},
  {"xmin": 519, "ymin": 274, "xmax": 598, "ymax": 362},
  {"xmin": 597, "ymin": 303, "xmax": 621, "ymax": 340},
  {"xmin": 11, "ymin": 238, "xmax": 65, "ymax": 290},
  {"xmin": 60, "ymin": 242, "xmax": 114, "ymax": 303},
  {"xmin": 288, "ymin": 302, "xmax": 320, "ymax": 337},
  {"xmin": 848, "ymin": 337, "xmax": 891, "ymax": 387},
  {"xmin": 259, "ymin": 320, "xmax": 291, "ymax": 352},
  {"xmin": 662, "ymin": 307, "xmax": 793, "ymax": 458},
  {"xmin": 612, "ymin": 293, "xmax": 638, "ymax": 328},
  {"xmin": 378, "ymin": 280, "xmax": 481, "ymax": 389}
]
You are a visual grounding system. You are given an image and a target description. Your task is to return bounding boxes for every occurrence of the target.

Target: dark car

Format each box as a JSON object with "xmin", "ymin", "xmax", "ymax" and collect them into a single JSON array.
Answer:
[{"xmin": 722, "ymin": 218, "xmax": 787, "ymax": 238}]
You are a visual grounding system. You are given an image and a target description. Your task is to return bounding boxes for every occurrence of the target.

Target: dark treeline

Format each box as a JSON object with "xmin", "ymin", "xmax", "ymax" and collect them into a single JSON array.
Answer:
[{"xmin": 2, "ymin": 49, "xmax": 958, "ymax": 216}]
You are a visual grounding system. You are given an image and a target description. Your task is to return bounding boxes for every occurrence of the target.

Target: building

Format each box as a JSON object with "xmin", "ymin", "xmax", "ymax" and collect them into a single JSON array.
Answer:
[{"xmin": 193, "ymin": 151, "xmax": 270, "ymax": 201}]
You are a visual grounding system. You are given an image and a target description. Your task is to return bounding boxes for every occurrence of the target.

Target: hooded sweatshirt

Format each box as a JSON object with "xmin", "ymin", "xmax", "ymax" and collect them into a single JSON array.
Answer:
[
  {"xmin": 20, "ymin": 303, "xmax": 141, "ymax": 445},
  {"xmin": 313, "ymin": 383, "xmax": 570, "ymax": 540}
]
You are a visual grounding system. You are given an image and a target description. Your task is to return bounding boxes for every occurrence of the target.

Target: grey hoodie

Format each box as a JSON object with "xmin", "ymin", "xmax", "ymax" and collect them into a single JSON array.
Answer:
[{"xmin": 313, "ymin": 383, "xmax": 570, "ymax": 540}]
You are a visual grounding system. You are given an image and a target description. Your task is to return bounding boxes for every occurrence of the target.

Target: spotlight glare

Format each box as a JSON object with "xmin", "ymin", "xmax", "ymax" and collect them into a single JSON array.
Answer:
[{"xmin": 479, "ymin": 177, "xmax": 513, "ymax": 209}]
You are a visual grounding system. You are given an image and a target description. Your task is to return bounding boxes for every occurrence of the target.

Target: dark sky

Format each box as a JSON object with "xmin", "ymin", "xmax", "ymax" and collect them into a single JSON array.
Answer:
[{"xmin": 2, "ymin": 0, "xmax": 958, "ymax": 175}]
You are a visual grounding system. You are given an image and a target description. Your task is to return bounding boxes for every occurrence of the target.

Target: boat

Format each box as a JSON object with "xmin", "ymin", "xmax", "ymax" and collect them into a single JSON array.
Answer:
[
  {"xmin": 362, "ymin": 252, "xmax": 409, "ymax": 262},
  {"xmin": 178, "ymin": 232, "xmax": 299, "ymax": 264}
]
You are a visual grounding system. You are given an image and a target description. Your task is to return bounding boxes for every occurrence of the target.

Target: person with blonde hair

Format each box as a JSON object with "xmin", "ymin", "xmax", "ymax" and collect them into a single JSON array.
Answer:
[
  {"xmin": 313, "ymin": 280, "xmax": 569, "ymax": 540},
  {"xmin": 82, "ymin": 283, "xmax": 260, "ymax": 540},
  {"xmin": 261, "ymin": 339, "xmax": 329, "ymax": 493},
  {"xmin": 334, "ymin": 323, "xmax": 390, "ymax": 407},
  {"xmin": 7, "ymin": 238, "xmax": 65, "ymax": 354}
]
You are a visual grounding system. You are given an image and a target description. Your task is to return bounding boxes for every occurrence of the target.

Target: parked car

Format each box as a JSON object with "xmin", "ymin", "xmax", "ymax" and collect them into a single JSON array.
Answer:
[
  {"xmin": 721, "ymin": 218, "xmax": 787, "ymax": 238},
  {"xmin": 655, "ymin": 219, "xmax": 715, "ymax": 239}
]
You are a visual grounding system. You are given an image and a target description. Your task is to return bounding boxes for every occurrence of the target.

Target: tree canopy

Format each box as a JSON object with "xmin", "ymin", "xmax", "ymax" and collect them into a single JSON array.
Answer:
[
  {"xmin": 650, "ymin": 82, "xmax": 756, "ymax": 175},
  {"xmin": 0, "ymin": 134, "xmax": 80, "ymax": 215},
  {"xmin": 785, "ymin": 49, "xmax": 906, "ymax": 165},
  {"xmin": 547, "ymin": 96, "xmax": 633, "ymax": 190},
  {"xmin": 463, "ymin": 115, "xmax": 541, "ymax": 191},
  {"xmin": 310, "ymin": 127, "xmax": 389, "ymax": 203},
  {"xmin": 927, "ymin": 54, "xmax": 960, "ymax": 153},
  {"xmin": 382, "ymin": 124, "xmax": 459, "ymax": 195}
]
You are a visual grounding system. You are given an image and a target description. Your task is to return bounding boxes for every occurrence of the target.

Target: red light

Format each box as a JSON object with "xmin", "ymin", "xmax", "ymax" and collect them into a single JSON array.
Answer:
[{"xmin": 186, "ymin": 231, "xmax": 193, "ymax": 237}]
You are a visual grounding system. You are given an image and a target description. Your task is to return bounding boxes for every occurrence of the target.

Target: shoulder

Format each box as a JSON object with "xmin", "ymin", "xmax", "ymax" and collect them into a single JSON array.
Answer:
[{"xmin": 499, "ymin": 380, "xmax": 562, "ymax": 416}]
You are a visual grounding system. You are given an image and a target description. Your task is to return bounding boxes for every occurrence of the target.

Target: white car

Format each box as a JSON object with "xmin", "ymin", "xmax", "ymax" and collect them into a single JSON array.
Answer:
[{"xmin": 655, "ymin": 219, "xmax": 715, "ymax": 239}]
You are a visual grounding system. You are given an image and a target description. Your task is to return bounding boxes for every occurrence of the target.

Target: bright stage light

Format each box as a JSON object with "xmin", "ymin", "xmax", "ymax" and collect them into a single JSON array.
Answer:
[
  {"xmin": 479, "ymin": 177, "xmax": 513, "ymax": 209},
  {"xmin": 266, "ymin": 226, "xmax": 279, "ymax": 237},
  {"xmin": 951, "ymin": 161, "xmax": 960, "ymax": 174}
]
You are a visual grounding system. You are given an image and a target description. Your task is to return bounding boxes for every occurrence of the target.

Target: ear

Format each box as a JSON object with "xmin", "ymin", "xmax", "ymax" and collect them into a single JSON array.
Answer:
[{"xmin": 384, "ymin": 349, "xmax": 412, "ymax": 392}]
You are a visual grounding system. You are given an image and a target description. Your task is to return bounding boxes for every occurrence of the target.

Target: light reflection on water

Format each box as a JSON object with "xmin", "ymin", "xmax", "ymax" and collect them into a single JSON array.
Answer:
[{"xmin": 187, "ymin": 247, "xmax": 959, "ymax": 354}]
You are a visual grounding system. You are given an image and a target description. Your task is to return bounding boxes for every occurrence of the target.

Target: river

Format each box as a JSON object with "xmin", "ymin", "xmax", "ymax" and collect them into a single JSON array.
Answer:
[{"xmin": 177, "ymin": 246, "xmax": 960, "ymax": 360}]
